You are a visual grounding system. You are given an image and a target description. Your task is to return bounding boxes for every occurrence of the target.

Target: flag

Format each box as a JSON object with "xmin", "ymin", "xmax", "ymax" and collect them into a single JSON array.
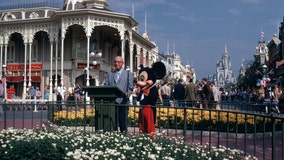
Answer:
[{"xmin": 261, "ymin": 31, "xmax": 265, "ymax": 38}]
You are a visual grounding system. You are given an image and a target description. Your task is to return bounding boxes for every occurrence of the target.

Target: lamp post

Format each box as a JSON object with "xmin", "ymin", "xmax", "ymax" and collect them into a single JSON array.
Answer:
[
  {"xmin": 256, "ymin": 64, "xmax": 270, "ymax": 87},
  {"xmin": 262, "ymin": 64, "xmax": 268, "ymax": 74},
  {"xmin": 86, "ymin": 51, "xmax": 102, "ymax": 86},
  {"xmin": 84, "ymin": 51, "xmax": 102, "ymax": 108}
]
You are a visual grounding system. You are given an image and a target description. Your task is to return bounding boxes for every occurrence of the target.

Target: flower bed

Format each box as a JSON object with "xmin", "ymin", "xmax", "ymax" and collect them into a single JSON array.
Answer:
[
  {"xmin": 52, "ymin": 108, "xmax": 281, "ymax": 133},
  {"xmin": 0, "ymin": 127, "xmax": 256, "ymax": 159}
]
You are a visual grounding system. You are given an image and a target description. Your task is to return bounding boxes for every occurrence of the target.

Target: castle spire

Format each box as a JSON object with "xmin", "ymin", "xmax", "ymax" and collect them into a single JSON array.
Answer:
[
  {"xmin": 167, "ymin": 41, "xmax": 169, "ymax": 55},
  {"xmin": 224, "ymin": 44, "xmax": 228, "ymax": 56}
]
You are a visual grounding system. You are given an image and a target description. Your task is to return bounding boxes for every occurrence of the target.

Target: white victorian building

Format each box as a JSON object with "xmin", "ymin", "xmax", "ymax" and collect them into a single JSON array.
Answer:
[
  {"xmin": 159, "ymin": 51, "xmax": 195, "ymax": 84},
  {"xmin": 0, "ymin": 0, "xmax": 158, "ymax": 100}
]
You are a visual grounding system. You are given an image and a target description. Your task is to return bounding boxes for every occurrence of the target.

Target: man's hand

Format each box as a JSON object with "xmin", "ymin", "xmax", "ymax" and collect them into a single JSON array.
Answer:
[{"xmin": 126, "ymin": 93, "xmax": 131, "ymax": 98}]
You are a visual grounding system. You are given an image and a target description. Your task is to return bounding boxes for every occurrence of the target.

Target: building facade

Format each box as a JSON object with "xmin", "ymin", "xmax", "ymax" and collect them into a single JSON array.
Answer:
[
  {"xmin": 0, "ymin": 0, "xmax": 158, "ymax": 100},
  {"xmin": 254, "ymin": 40, "xmax": 269, "ymax": 66},
  {"xmin": 159, "ymin": 52, "xmax": 195, "ymax": 84}
]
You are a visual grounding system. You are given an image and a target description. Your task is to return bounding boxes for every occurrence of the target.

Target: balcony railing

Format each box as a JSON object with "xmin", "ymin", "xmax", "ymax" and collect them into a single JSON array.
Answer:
[{"xmin": 0, "ymin": 100, "xmax": 283, "ymax": 159}]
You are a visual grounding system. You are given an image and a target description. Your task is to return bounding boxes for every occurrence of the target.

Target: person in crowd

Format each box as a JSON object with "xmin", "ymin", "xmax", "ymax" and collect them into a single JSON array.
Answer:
[
  {"xmin": 79, "ymin": 87, "xmax": 85, "ymax": 103},
  {"xmin": 249, "ymin": 87, "xmax": 258, "ymax": 103},
  {"xmin": 57, "ymin": 83, "xmax": 66, "ymax": 101},
  {"xmin": 184, "ymin": 78, "xmax": 197, "ymax": 107},
  {"xmin": 173, "ymin": 79, "xmax": 185, "ymax": 107},
  {"xmin": 74, "ymin": 84, "xmax": 82, "ymax": 104},
  {"xmin": 7, "ymin": 86, "xmax": 13, "ymax": 99},
  {"xmin": 7, "ymin": 85, "xmax": 16, "ymax": 99},
  {"xmin": 210, "ymin": 82, "xmax": 221, "ymax": 109},
  {"xmin": 156, "ymin": 83, "xmax": 163, "ymax": 105},
  {"xmin": 36, "ymin": 87, "xmax": 41, "ymax": 99},
  {"xmin": 274, "ymin": 85, "xmax": 282, "ymax": 104},
  {"xmin": 130, "ymin": 79, "xmax": 140, "ymax": 106},
  {"xmin": 104, "ymin": 56, "xmax": 134, "ymax": 133},
  {"xmin": 196, "ymin": 83, "xmax": 203, "ymax": 108},
  {"xmin": 160, "ymin": 80, "xmax": 171, "ymax": 106},
  {"xmin": 44, "ymin": 85, "xmax": 50, "ymax": 101},
  {"xmin": 271, "ymin": 85, "xmax": 281, "ymax": 114},
  {"xmin": 66, "ymin": 84, "xmax": 75, "ymax": 106},
  {"xmin": 201, "ymin": 78, "xmax": 211, "ymax": 108},
  {"xmin": 29, "ymin": 86, "xmax": 36, "ymax": 100},
  {"xmin": 220, "ymin": 89, "xmax": 226, "ymax": 101},
  {"xmin": 10, "ymin": 85, "xmax": 16, "ymax": 99},
  {"xmin": 68, "ymin": 84, "xmax": 74, "ymax": 97},
  {"xmin": 56, "ymin": 91, "xmax": 63, "ymax": 110},
  {"xmin": 258, "ymin": 85, "xmax": 265, "ymax": 103},
  {"xmin": 263, "ymin": 86, "xmax": 280, "ymax": 114},
  {"xmin": 35, "ymin": 87, "xmax": 42, "ymax": 107}
]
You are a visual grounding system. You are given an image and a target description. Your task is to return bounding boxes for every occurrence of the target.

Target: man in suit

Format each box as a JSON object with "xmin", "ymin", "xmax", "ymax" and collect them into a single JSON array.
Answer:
[
  {"xmin": 185, "ymin": 78, "xmax": 197, "ymax": 107},
  {"xmin": 201, "ymin": 78, "xmax": 211, "ymax": 108},
  {"xmin": 104, "ymin": 56, "xmax": 134, "ymax": 133}
]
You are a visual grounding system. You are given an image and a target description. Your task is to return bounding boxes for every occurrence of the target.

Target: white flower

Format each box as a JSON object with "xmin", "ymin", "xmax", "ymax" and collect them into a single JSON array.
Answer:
[{"xmin": 52, "ymin": 143, "xmax": 57, "ymax": 148}]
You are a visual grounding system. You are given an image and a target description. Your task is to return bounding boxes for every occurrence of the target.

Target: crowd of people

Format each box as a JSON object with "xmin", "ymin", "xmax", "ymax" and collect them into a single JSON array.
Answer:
[
  {"xmin": 147, "ymin": 77, "xmax": 283, "ymax": 114},
  {"xmin": 151, "ymin": 78, "xmax": 222, "ymax": 109}
]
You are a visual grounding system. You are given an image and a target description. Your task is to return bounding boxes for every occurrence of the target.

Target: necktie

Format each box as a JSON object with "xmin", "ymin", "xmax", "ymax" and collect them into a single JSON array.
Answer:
[{"xmin": 115, "ymin": 72, "xmax": 119, "ymax": 82}]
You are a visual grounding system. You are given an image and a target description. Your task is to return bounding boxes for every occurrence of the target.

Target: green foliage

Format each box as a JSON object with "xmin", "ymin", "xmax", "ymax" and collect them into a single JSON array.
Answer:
[{"xmin": 237, "ymin": 60, "xmax": 263, "ymax": 90}]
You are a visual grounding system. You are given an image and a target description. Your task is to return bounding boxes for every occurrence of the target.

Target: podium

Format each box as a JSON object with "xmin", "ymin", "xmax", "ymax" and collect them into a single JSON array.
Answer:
[{"xmin": 82, "ymin": 86, "xmax": 126, "ymax": 132}]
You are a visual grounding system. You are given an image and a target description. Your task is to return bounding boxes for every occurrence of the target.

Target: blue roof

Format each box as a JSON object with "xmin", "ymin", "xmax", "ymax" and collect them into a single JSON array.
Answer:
[{"xmin": 0, "ymin": 0, "xmax": 63, "ymax": 10}]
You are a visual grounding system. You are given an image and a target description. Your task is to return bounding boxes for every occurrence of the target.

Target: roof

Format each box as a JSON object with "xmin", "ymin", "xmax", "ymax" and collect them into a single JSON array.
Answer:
[{"xmin": 0, "ymin": 0, "xmax": 63, "ymax": 10}]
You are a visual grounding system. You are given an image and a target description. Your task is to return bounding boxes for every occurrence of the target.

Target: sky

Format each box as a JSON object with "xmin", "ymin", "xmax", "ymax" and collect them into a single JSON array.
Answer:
[
  {"xmin": 106, "ymin": 0, "xmax": 284, "ymax": 80},
  {"xmin": 2, "ymin": 0, "xmax": 284, "ymax": 80}
]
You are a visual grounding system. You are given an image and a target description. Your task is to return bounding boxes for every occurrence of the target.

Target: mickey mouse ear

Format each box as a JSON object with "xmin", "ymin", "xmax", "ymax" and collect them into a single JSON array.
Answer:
[{"xmin": 152, "ymin": 62, "xmax": 166, "ymax": 79}]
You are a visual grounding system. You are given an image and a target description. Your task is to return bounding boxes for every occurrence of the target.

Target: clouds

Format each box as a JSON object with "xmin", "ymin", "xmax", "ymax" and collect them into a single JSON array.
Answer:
[{"xmin": 228, "ymin": 8, "xmax": 241, "ymax": 16}]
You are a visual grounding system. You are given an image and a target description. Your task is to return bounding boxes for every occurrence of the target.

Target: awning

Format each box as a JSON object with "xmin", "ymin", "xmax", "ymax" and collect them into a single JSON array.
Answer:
[
  {"xmin": 28, "ymin": 76, "xmax": 41, "ymax": 82},
  {"xmin": 6, "ymin": 76, "xmax": 23, "ymax": 83},
  {"xmin": 6, "ymin": 76, "xmax": 42, "ymax": 83}
]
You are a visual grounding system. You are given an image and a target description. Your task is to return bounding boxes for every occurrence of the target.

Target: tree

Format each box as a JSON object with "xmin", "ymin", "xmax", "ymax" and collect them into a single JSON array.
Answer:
[{"xmin": 236, "ymin": 60, "xmax": 263, "ymax": 91}]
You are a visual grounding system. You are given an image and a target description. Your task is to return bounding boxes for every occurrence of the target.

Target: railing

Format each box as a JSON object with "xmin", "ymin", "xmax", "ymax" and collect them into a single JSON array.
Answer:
[{"xmin": 0, "ymin": 100, "xmax": 283, "ymax": 160}]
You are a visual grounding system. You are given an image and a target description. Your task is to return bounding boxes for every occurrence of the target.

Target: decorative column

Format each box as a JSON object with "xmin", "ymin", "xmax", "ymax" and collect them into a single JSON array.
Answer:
[
  {"xmin": 55, "ymin": 39, "xmax": 59, "ymax": 89},
  {"xmin": 28, "ymin": 36, "xmax": 32, "ymax": 87},
  {"xmin": 22, "ymin": 39, "xmax": 27, "ymax": 100},
  {"xmin": 130, "ymin": 42, "xmax": 133, "ymax": 72},
  {"xmin": 60, "ymin": 36, "xmax": 64, "ymax": 85},
  {"xmin": 120, "ymin": 32, "xmax": 125, "ymax": 64},
  {"xmin": 85, "ymin": 23, "xmax": 92, "ymax": 108},
  {"xmin": 49, "ymin": 38, "xmax": 54, "ymax": 101},
  {"xmin": 4, "ymin": 37, "xmax": 8, "ymax": 99},
  {"xmin": 86, "ymin": 35, "xmax": 91, "ymax": 86},
  {"xmin": 121, "ymin": 39, "xmax": 125, "ymax": 62},
  {"xmin": 143, "ymin": 50, "xmax": 146, "ymax": 67}
]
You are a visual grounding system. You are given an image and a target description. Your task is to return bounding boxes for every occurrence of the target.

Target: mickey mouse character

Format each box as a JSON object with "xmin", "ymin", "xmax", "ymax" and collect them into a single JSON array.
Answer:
[{"xmin": 137, "ymin": 62, "xmax": 166, "ymax": 135}]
